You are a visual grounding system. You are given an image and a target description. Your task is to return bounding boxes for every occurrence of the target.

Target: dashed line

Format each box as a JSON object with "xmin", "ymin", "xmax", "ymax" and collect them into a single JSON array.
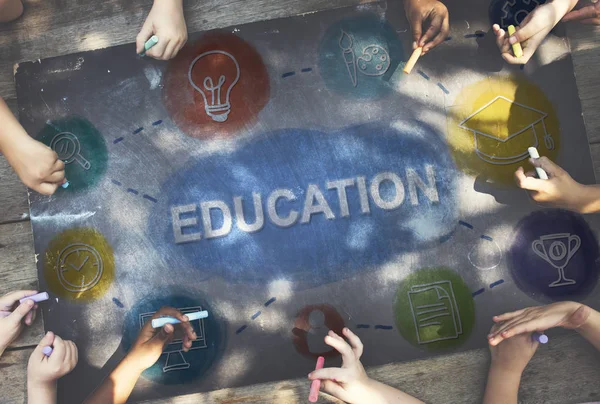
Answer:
[
  {"xmin": 374, "ymin": 325, "xmax": 393, "ymax": 330},
  {"xmin": 446, "ymin": 36, "xmax": 452, "ymax": 41},
  {"xmin": 481, "ymin": 235, "xmax": 493, "ymax": 241},
  {"xmin": 251, "ymin": 311, "xmax": 262, "ymax": 320},
  {"xmin": 301, "ymin": 67, "xmax": 313, "ymax": 72},
  {"xmin": 417, "ymin": 70, "xmax": 430, "ymax": 80},
  {"xmin": 459, "ymin": 220, "xmax": 474, "ymax": 229},
  {"xmin": 111, "ymin": 179, "xmax": 122, "ymax": 186},
  {"xmin": 113, "ymin": 120, "xmax": 164, "ymax": 145},
  {"xmin": 113, "ymin": 137, "xmax": 124, "ymax": 144},
  {"xmin": 127, "ymin": 188, "xmax": 139, "ymax": 195},
  {"xmin": 237, "ymin": 296, "xmax": 277, "ymax": 335},
  {"xmin": 490, "ymin": 279, "xmax": 505, "ymax": 288},
  {"xmin": 236, "ymin": 325, "xmax": 248, "ymax": 334},
  {"xmin": 437, "ymin": 83, "xmax": 450, "ymax": 94},
  {"xmin": 152, "ymin": 120, "xmax": 163, "ymax": 126},
  {"xmin": 472, "ymin": 288, "xmax": 485, "ymax": 297},
  {"xmin": 282, "ymin": 68, "xmax": 313, "ymax": 78},
  {"xmin": 111, "ymin": 179, "xmax": 157, "ymax": 203},
  {"xmin": 112, "ymin": 297, "xmax": 124, "ymax": 308},
  {"xmin": 356, "ymin": 324, "xmax": 370, "ymax": 329},
  {"xmin": 264, "ymin": 297, "xmax": 276, "ymax": 307},
  {"xmin": 143, "ymin": 194, "xmax": 158, "ymax": 203},
  {"xmin": 133, "ymin": 127, "xmax": 144, "ymax": 134},
  {"xmin": 282, "ymin": 71, "xmax": 295, "ymax": 78}
]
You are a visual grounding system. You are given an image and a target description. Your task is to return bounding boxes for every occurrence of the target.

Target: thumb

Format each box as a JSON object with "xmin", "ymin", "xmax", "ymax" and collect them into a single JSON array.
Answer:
[
  {"xmin": 515, "ymin": 167, "xmax": 546, "ymax": 192},
  {"xmin": 8, "ymin": 299, "xmax": 35, "ymax": 325},
  {"xmin": 510, "ymin": 20, "xmax": 545, "ymax": 44},
  {"xmin": 136, "ymin": 20, "xmax": 154, "ymax": 54},
  {"xmin": 531, "ymin": 156, "xmax": 563, "ymax": 177},
  {"xmin": 149, "ymin": 323, "xmax": 174, "ymax": 349},
  {"xmin": 321, "ymin": 380, "xmax": 349, "ymax": 401},
  {"xmin": 31, "ymin": 331, "xmax": 55, "ymax": 360}
]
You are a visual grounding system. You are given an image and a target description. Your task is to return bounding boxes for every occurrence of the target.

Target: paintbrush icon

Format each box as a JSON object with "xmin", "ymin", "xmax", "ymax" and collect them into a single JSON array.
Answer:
[{"xmin": 339, "ymin": 30, "xmax": 357, "ymax": 87}]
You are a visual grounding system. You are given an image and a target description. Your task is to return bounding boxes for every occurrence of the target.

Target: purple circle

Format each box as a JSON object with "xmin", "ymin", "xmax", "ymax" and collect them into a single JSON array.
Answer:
[{"xmin": 509, "ymin": 209, "xmax": 600, "ymax": 302}]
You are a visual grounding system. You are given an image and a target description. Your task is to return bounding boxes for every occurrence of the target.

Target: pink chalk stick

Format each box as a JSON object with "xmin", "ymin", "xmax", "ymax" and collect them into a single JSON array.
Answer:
[
  {"xmin": 309, "ymin": 356, "xmax": 325, "ymax": 403},
  {"xmin": 19, "ymin": 292, "xmax": 49, "ymax": 304}
]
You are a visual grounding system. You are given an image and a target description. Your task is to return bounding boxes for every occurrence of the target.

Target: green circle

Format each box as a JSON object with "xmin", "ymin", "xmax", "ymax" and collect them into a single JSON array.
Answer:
[
  {"xmin": 393, "ymin": 267, "xmax": 475, "ymax": 351},
  {"xmin": 36, "ymin": 116, "xmax": 108, "ymax": 192}
]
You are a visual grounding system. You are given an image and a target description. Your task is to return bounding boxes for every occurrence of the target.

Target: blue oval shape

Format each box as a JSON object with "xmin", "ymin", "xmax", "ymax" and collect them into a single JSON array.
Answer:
[{"xmin": 148, "ymin": 121, "xmax": 458, "ymax": 285}]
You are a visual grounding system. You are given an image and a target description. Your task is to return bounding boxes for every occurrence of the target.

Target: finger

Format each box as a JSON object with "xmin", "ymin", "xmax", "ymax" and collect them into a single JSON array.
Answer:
[
  {"xmin": 562, "ymin": 5, "xmax": 598, "ymax": 22},
  {"xmin": 151, "ymin": 323, "xmax": 175, "ymax": 349},
  {"xmin": 531, "ymin": 156, "xmax": 563, "ymax": 177},
  {"xmin": 580, "ymin": 17, "xmax": 600, "ymax": 24},
  {"xmin": 524, "ymin": 170, "xmax": 537, "ymax": 178},
  {"xmin": 51, "ymin": 335, "xmax": 67, "ymax": 362},
  {"xmin": 324, "ymin": 334, "xmax": 355, "ymax": 364},
  {"xmin": 321, "ymin": 380, "xmax": 348, "ymax": 401},
  {"xmin": 72, "ymin": 341, "xmax": 79, "ymax": 366},
  {"xmin": 44, "ymin": 170, "xmax": 65, "ymax": 184},
  {"xmin": 309, "ymin": 367, "xmax": 348, "ymax": 383},
  {"xmin": 510, "ymin": 18, "xmax": 545, "ymax": 44},
  {"xmin": 147, "ymin": 38, "xmax": 169, "ymax": 60},
  {"xmin": 0, "ymin": 290, "xmax": 38, "ymax": 308},
  {"xmin": 495, "ymin": 28, "xmax": 506, "ymax": 49},
  {"xmin": 424, "ymin": 19, "xmax": 449, "ymax": 53},
  {"xmin": 52, "ymin": 159, "xmax": 65, "ymax": 173},
  {"xmin": 420, "ymin": 14, "xmax": 443, "ymax": 47},
  {"xmin": 342, "ymin": 328, "xmax": 363, "ymax": 359},
  {"xmin": 493, "ymin": 308, "xmax": 527, "ymax": 323},
  {"xmin": 514, "ymin": 168, "xmax": 546, "ymax": 191},
  {"xmin": 501, "ymin": 51, "xmax": 530, "ymax": 65},
  {"xmin": 492, "ymin": 316, "xmax": 532, "ymax": 338},
  {"xmin": 36, "ymin": 182, "xmax": 59, "ymax": 196},
  {"xmin": 136, "ymin": 21, "xmax": 154, "ymax": 55},
  {"xmin": 410, "ymin": 14, "xmax": 423, "ymax": 49},
  {"xmin": 8, "ymin": 299, "xmax": 35, "ymax": 325},
  {"xmin": 24, "ymin": 306, "xmax": 36, "ymax": 326},
  {"xmin": 163, "ymin": 41, "xmax": 179, "ymax": 61},
  {"xmin": 33, "ymin": 331, "xmax": 55, "ymax": 358}
]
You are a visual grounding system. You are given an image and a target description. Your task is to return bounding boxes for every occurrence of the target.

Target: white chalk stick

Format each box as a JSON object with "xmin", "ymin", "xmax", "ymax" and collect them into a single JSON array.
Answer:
[
  {"xmin": 151, "ymin": 310, "xmax": 208, "ymax": 328},
  {"xmin": 527, "ymin": 147, "xmax": 548, "ymax": 180}
]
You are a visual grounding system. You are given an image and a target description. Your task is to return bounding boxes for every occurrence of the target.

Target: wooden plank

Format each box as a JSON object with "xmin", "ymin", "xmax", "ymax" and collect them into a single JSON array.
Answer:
[
  {"xmin": 0, "ymin": 347, "xmax": 30, "ymax": 404},
  {"xmin": 568, "ymin": 23, "xmax": 600, "ymax": 143},
  {"xmin": 0, "ymin": 0, "xmax": 365, "ymax": 99},
  {"xmin": 0, "ymin": 221, "xmax": 44, "ymax": 348}
]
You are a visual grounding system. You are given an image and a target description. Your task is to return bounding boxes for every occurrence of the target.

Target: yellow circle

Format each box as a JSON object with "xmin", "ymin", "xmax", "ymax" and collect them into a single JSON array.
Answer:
[
  {"xmin": 44, "ymin": 228, "xmax": 115, "ymax": 301},
  {"xmin": 446, "ymin": 76, "xmax": 560, "ymax": 184}
]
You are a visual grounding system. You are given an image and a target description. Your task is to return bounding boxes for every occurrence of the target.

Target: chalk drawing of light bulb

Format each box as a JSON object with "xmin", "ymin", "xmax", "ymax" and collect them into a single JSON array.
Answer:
[{"xmin": 188, "ymin": 50, "xmax": 241, "ymax": 123}]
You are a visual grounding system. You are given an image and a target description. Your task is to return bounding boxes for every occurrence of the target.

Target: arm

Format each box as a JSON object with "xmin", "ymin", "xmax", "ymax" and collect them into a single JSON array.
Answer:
[
  {"xmin": 514, "ymin": 156, "xmax": 600, "ymax": 214},
  {"xmin": 0, "ymin": 97, "xmax": 65, "ymax": 195},
  {"xmin": 0, "ymin": 290, "xmax": 38, "ymax": 357},
  {"xmin": 403, "ymin": 0, "xmax": 449, "ymax": 54},
  {"xmin": 135, "ymin": 0, "xmax": 188, "ymax": 60},
  {"xmin": 563, "ymin": 1, "xmax": 600, "ymax": 25},
  {"xmin": 85, "ymin": 307, "xmax": 196, "ymax": 404},
  {"xmin": 488, "ymin": 302, "xmax": 600, "ymax": 352},
  {"xmin": 308, "ymin": 328, "xmax": 423, "ymax": 404},
  {"xmin": 483, "ymin": 326, "xmax": 538, "ymax": 404},
  {"xmin": 27, "ymin": 332, "xmax": 78, "ymax": 404}
]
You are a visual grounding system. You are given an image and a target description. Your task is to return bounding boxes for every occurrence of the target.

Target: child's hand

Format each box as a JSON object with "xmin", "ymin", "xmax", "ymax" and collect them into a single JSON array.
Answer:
[
  {"xmin": 488, "ymin": 324, "xmax": 538, "ymax": 375},
  {"xmin": 514, "ymin": 157, "xmax": 587, "ymax": 212},
  {"xmin": 136, "ymin": 0, "xmax": 188, "ymax": 60},
  {"xmin": 563, "ymin": 0, "xmax": 600, "ymax": 25},
  {"xmin": 404, "ymin": 0, "xmax": 450, "ymax": 54},
  {"xmin": 3, "ymin": 134, "xmax": 65, "ymax": 195},
  {"xmin": 492, "ymin": 0, "xmax": 577, "ymax": 64},
  {"xmin": 0, "ymin": 290, "xmax": 39, "ymax": 355},
  {"xmin": 126, "ymin": 306, "xmax": 196, "ymax": 371},
  {"xmin": 308, "ymin": 328, "xmax": 376, "ymax": 404},
  {"xmin": 488, "ymin": 302, "xmax": 590, "ymax": 346},
  {"xmin": 28, "ymin": 332, "xmax": 78, "ymax": 385}
]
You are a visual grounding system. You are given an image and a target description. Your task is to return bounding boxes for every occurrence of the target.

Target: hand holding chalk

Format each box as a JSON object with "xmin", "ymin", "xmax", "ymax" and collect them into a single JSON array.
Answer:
[
  {"xmin": 28, "ymin": 332, "xmax": 78, "ymax": 387},
  {"xmin": 139, "ymin": 35, "xmax": 159, "ymax": 56},
  {"xmin": 151, "ymin": 310, "xmax": 208, "ymax": 328},
  {"xmin": 403, "ymin": 47, "xmax": 422, "ymax": 74},
  {"xmin": 527, "ymin": 147, "xmax": 548, "ymax": 179},
  {"xmin": 532, "ymin": 332, "xmax": 548, "ymax": 344},
  {"xmin": 308, "ymin": 356, "xmax": 325, "ymax": 402},
  {"xmin": 507, "ymin": 25, "xmax": 523, "ymax": 58}
]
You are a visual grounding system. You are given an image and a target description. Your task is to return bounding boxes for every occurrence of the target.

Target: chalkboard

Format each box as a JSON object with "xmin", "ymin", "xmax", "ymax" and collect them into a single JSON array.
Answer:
[{"xmin": 15, "ymin": 1, "xmax": 600, "ymax": 402}]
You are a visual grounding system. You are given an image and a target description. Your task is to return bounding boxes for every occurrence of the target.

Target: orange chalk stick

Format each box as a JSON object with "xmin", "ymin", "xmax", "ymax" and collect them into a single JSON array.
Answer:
[{"xmin": 403, "ymin": 47, "xmax": 423, "ymax": 74}]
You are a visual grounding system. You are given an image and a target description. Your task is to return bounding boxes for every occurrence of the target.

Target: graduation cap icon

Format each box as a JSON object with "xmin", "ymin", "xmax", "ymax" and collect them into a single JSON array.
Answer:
[{"xmin": 459, "ymin": 96, "xmax": 554, "ymax": 165}]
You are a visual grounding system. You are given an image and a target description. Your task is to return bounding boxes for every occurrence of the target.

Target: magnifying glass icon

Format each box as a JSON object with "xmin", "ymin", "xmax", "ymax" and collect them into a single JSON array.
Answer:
[{"xmin": 50, "ymin": 132, "xmax": 91, "ymax": 170}]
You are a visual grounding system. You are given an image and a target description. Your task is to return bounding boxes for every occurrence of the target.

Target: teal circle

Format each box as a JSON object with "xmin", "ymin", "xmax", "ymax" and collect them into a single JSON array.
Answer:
[
  {"xmin": 36, "ymin": 116, "xmax": 107, "ymax": 192},
  {"xmin": 318, "ymin": 14, "xmax": 404, "ymax": 99},
  {"xmin": 393, "ymin": 267, "xmax": 475, "ymax": 351}
]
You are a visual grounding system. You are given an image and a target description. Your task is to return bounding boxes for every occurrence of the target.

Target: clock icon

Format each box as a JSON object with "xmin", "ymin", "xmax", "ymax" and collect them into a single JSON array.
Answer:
[{"xmin": 56, "ymin": 243, "xmax": 104, "ymax": 292}]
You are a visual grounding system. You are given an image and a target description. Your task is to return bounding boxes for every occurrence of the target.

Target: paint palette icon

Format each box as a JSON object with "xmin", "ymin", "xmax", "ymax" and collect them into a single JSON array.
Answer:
[{"xmin": 50, "ymin": 132, "xmax": 92, "ymax": 170}]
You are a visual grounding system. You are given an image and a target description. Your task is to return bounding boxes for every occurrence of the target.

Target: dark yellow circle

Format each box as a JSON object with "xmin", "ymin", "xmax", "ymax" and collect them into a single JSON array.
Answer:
[
  {"xmin": 447, "ymin": 76, "xmax": 560, "ymax": 184},
  {"xmin": 44, "ymin": 228, "xmax": 115, "ymax": 301}
]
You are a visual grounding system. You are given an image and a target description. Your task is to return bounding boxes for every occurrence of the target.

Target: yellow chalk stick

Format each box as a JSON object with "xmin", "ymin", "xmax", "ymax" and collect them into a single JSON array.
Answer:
[
  {"xmin": 507, "ymin": 25, "xmax": 523, "ymax": 58},
  {"xmin": 403, "ymin": 47, "xmax": 422, "ymax": 74}
]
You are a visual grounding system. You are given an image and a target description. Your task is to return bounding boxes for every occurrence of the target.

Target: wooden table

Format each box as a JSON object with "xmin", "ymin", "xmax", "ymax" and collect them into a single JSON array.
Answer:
[{"xmin": 1, "ymin": 1, "xmax": 599, "ymax": 402}]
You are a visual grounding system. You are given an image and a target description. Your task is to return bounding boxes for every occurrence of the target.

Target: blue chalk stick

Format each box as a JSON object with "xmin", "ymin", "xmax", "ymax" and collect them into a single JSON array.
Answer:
[{"xmin": 61, "ymin": 181, "xmax": 69, "ymax": 189}]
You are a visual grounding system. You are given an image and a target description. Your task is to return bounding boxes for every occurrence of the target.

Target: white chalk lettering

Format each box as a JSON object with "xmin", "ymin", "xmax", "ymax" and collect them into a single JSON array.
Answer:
[
  {"xmin": 370, "ymin": 172, "xmax": 405, "ymax": 210},
  {"xmin": 267, "ymin": 189, "xmax": 299, "ymax": 228},
  {"xmin": 326, "ymin": 178, "xmax": 355, "ymax": 217},
  {"xmin": 406, "ymin": 165, "xmax": 439, "ymax": 206},
  {"xmin": 172, "ymin": 204, "xmax": 202, "ymax": 244},
  {"xmin": 301, "ymin": 184, "xmax": 335, "ymax": 224},
  {"xmin": 234, "ymin": 193, "xmax": 265, "ymax": 233},
  {"xmin": 201, "ymin": 200, "xmax": 233, "ymax": 239}
]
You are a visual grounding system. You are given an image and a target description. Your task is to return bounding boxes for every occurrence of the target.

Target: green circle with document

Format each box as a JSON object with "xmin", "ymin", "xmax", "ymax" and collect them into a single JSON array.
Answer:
[{"xmin": 393, "ymin": 267, "xmax": 475, "ymax": 350}]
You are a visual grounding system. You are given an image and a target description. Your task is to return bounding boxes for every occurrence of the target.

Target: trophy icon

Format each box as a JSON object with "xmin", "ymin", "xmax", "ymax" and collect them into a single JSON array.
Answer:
[{"xmin": 532, "ymin": 233, "xmax": 581, "ymax": 288}]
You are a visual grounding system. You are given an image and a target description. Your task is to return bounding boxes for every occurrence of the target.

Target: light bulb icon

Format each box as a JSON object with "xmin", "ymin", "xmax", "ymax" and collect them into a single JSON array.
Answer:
[{"xmin": 188, "ymin": 50, "xmax": 241, "ymax": 123}]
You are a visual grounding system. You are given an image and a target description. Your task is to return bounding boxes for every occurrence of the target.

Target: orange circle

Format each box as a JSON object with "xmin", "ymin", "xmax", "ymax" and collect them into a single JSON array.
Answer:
[{"xmin": 163, "ymin": 33, "xmax": 270, "ymax": 139}]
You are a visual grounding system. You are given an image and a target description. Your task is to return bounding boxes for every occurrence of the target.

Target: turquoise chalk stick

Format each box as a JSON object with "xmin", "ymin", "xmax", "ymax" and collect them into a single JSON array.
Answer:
[{"xmin": 140, "ymin": 35, "xmax": 159, "ymax": 56}]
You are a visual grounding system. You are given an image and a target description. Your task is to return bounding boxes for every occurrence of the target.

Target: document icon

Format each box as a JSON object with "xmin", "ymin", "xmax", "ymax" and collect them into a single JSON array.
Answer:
[{"xmin": 407, "ymin": 280, "xmax": 463, "ymax": 344}]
